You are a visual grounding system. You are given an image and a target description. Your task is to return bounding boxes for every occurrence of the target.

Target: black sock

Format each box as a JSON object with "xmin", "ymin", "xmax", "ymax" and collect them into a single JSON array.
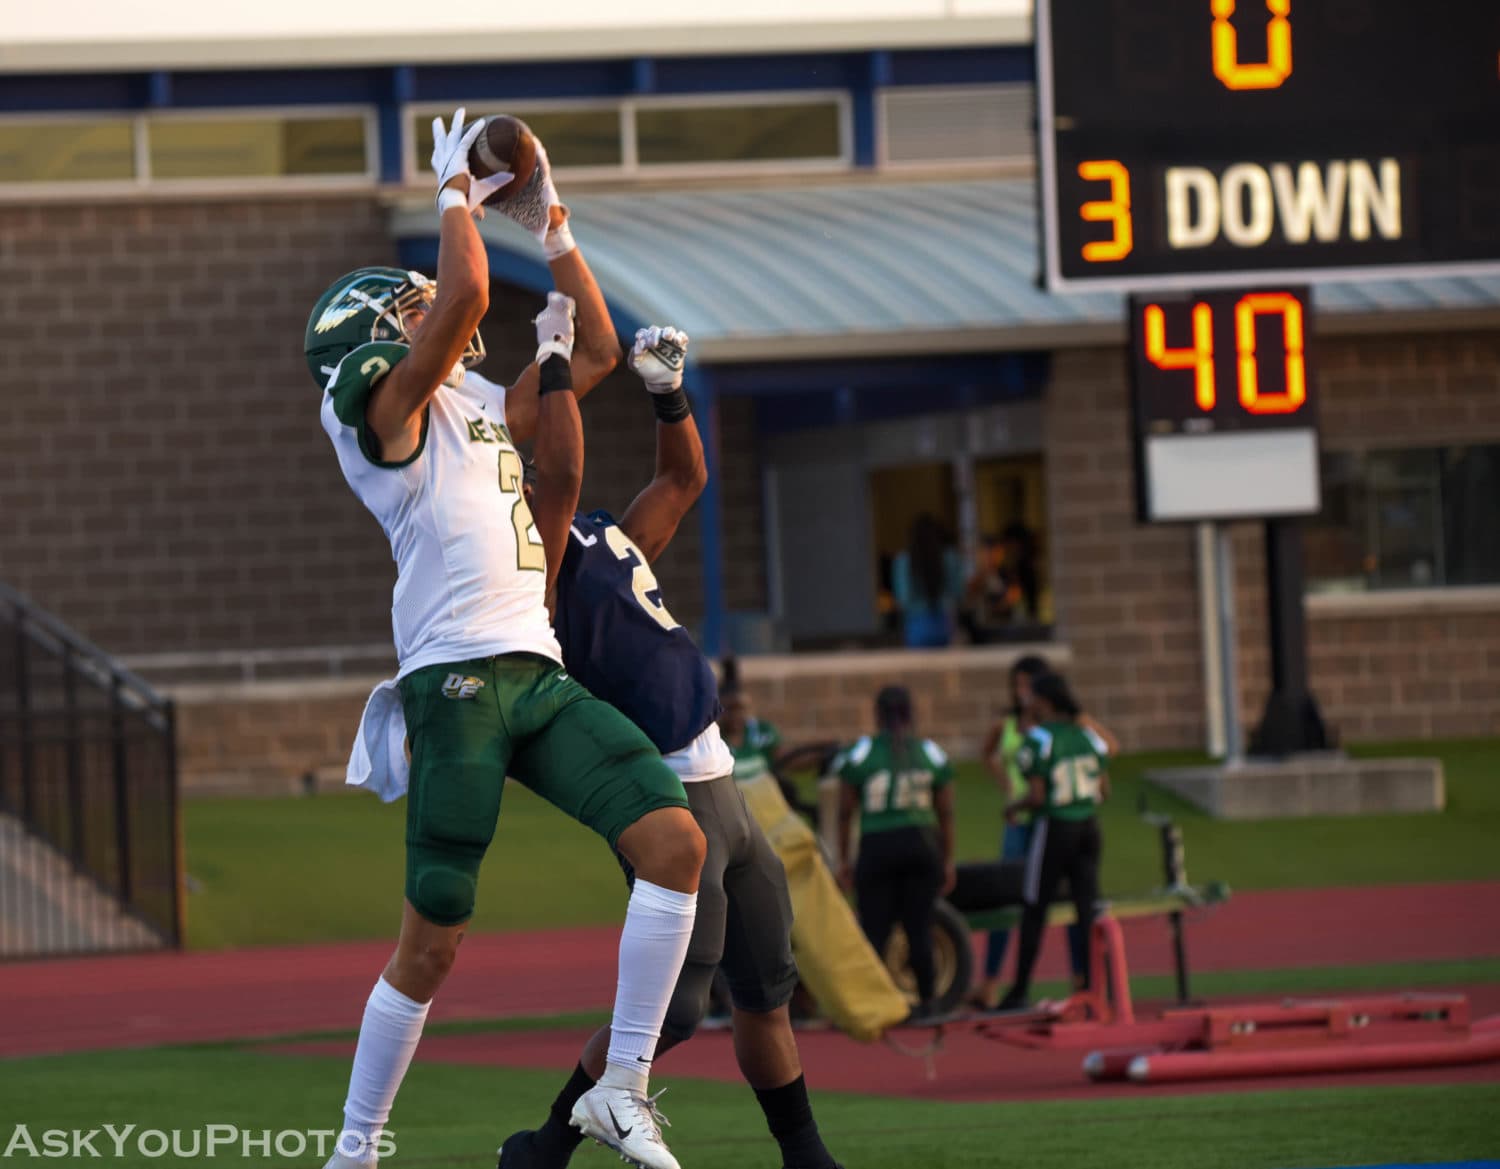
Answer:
[
  {"xmin": 534, "ymin": 1063, "xmax": 595, "ymax": 1158},
  {"xmin": 753, "ymin": 1075, "xmax": 837, "ymax": 1169}
]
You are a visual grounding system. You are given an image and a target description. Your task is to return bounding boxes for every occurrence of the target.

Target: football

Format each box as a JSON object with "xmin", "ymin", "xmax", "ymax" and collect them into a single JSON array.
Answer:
[{"xmin": 468, "ymin": 115, "xmax": 538, "ymax": 205}]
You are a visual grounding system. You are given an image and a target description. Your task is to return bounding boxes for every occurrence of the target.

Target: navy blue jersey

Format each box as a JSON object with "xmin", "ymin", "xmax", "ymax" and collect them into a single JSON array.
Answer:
[{"xmin": 552, "ymin": 509, "xmax": 720, "ymax": 755}]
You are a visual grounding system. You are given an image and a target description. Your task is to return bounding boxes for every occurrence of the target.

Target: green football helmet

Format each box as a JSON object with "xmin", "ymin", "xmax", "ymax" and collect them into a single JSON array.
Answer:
[{"xmin": 303, "ymin": 266, "xmax": 485, "ymax": 388}]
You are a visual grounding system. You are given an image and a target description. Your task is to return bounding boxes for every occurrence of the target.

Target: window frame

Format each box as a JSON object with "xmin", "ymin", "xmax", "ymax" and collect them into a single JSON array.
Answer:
[
  {"xmin": 875, "ymin": 83, "xmax": 1031, "ymax": 171},
  {"xmin": 1305, "ymin": 440, "xmax": 1500, "ymax": 598},
  {"xmin": 401, "ymin": 89, "xmax": 852, "ymax": 186},
  {"xmin": 0, "ymin": 105, "xmax": 379, "ymax": 200},
  {"xmin": 402, "ymin": 96, "xmax": 629, "ymax": 186},
  {"xmin": 624, "ymin": 89, "xmax": 852, "ymax": 177},
  {"xmin": 0, "ymin": 109, "xmax": 143, "ymax": 199}
]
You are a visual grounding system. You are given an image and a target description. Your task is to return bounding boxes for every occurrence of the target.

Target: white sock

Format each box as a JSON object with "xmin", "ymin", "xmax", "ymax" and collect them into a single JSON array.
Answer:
[
  {"xmin": 337, "ymin": 977, "xmax": 430, "ymax": 1164},
  {"xmin": 603, "ymin": 879, "xmax": 697, "ymax": 1093}
]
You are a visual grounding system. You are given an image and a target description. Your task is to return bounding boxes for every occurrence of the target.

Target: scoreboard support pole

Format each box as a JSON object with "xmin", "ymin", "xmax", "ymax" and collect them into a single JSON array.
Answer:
[
  {"xmin": 1211, "ymin": 523, "xmax": 1243, "ymax": 764},
  {"xmin": 1251, "ymin": 519, "xmax": 1330, "ymax": 756}
]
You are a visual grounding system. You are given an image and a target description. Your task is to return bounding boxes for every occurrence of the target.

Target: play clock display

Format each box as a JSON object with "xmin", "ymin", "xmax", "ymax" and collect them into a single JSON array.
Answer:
[
  {"xmin": 1037, "ymin": 0, "xmax": 1500, "ymax": 291},
  {"xmin": 1129, "ymin": 286, "xmax": 1319, "ymax": 522}
]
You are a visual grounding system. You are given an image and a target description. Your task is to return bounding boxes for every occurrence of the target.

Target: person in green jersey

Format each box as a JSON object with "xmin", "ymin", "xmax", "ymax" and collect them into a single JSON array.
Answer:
[
  {"xmin": 997, "ymin": 671, "xmax": 1110, "ymax": 1012},
  {"xmin": 834, "ymin": 685, "xmax": 957, "ymax": 1020},
  {"xmin": 718, "ymin": 658, "xmax": 783, "ymax": 780},
  {"xmin": 969, "ymin": 654, "xmax": 1049, "ymax": 1008}
]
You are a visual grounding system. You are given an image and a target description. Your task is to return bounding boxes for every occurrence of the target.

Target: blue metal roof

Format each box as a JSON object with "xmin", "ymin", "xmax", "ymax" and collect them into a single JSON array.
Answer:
[{"xmin": 392, "ymin": 178, "xmax": 1500, "ymax": 361}]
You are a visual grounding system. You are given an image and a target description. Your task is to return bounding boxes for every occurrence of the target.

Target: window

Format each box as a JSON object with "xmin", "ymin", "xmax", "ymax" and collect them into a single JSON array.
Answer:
[
  {"xmin": 405, "ymin": 94, "xmax": 846, "ymax": 181},
  {"xmin": 0, "ymin": 120, "xmax": 135, "ymax": 184},
  {"xmin": 148, "ymin": 115, "xmax": 369, "ymax": 179},
  {"xmin": 1306, "ymin": 445, "xmax": 1500, "ymax": 592},
  {"xmin": 410, "ymin": 107, "xmax": 622, "ymax": 173},
  {"xmin": 635, "ymin": 100, "xmax": 842, "ymax": 166}
]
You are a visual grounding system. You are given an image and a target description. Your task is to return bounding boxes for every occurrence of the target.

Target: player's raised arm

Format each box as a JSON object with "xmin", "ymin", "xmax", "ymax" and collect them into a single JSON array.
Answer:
[
  {"xmin": 527, "ymin": 292, "xmax": 584, "ymax": 599},
  {"xmin": 617, "ymin": 327, "xmax": 707, "ymax": 564},
  {"xmin": 366, "ymin": 111, "xmax": 510, "ymax": 462},
  {"xmin": 495, "ymin": 141, "xmax": 623, "ymax": 446}
]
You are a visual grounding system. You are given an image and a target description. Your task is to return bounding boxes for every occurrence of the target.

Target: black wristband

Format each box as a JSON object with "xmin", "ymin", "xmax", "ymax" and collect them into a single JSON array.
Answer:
[
  {"xmin": 538, "ymin": 354, "xmax": 574, "ymax": 396},
  {"xmin": 651, "ymin": 388, "xmax": 691, "ymax": 423}
]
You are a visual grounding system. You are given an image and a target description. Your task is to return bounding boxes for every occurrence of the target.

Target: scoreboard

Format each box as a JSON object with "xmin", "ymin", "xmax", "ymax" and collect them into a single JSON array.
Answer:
[
  {"xmin": 1037, "ymin": 0, "xmax": 1500, "ymax": 291},
  {"xmin": 1129, "ymin": 286, "xmax": 1319, "ymax": 522}
]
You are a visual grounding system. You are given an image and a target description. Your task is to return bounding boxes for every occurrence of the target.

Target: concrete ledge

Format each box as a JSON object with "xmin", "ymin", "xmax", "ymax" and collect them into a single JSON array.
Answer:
[
  {"xmin": 1145, "ymin": 755, "xmax": 1445, "ymax": 820},
  {"xmin": 164, "ymin": 645, "xmax": 1068, "ymax": 795}
]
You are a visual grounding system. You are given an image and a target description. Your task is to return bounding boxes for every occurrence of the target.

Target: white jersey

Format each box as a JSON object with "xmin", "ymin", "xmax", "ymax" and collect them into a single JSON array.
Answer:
[{"xmin": 321, "ymin": 341, "xmax": 561, "ymax": 677}]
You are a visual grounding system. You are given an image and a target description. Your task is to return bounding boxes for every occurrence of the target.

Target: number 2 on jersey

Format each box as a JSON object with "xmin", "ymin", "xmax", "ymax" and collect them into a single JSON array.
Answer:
[
  {"xmin": 497, "ymin": 449, "xmax": 546, "ymax": 573},
  {"xmin": 603, "ymin": 525, "xmax": 681, "ymax": 632}
]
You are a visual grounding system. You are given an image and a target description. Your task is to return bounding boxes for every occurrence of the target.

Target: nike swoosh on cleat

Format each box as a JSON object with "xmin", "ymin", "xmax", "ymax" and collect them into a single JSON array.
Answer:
[{"xmin": 606, "ymin": 1104, "xmax": 633, "ymax": 1141}]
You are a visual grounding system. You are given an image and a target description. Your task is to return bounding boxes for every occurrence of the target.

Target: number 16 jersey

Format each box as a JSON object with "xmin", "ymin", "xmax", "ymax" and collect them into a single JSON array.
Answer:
[
  {"xmin": 320, "ymin": 341, "xmax": 562, "ymax": 677},
  {"xmin": 837, "ymin": 732, "xmax": 954, "ymax": 836}
]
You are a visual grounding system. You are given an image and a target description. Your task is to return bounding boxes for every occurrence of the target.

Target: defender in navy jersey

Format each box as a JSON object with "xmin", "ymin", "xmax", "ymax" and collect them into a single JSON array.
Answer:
[
  {"xmin": 551, "ymin": 508, "xmax": 722, "ymax": 775},
  {"xmin": 502, "ymin": 327, "xmax": 843, "ymax": 1169}
]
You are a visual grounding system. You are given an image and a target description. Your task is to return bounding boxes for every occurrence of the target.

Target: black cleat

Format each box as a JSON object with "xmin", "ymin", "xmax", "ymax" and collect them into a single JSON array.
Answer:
[{"xmin": 498, "ymin": 1130, "xmax": 542, "ymax": 1169}]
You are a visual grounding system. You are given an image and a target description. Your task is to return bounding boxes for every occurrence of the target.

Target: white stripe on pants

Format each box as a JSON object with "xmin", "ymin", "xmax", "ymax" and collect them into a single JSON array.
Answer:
[{"xmin": 1023, "ymin": 818, "xmax": 1049, "ymax": 905}]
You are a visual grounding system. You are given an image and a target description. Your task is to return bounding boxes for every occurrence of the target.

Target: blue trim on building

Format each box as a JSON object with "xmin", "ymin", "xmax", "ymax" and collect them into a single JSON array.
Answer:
[
  {"xmin": 147, "ymin": 72, "xmax": 172, "ymax": 108},
  {"xmin": 0, "ymin": 48, "xmax": 1025, "ymax": 114},
  {"xmin": 0, "ymin": 73, "xmax": 147, "ymax": 112},
  {"xmin": 685, "ymin": 366, "xmax": 727, "ymax": 660},
  {"xmin": 850, "ymin": 52, "xmax": 883, "ymax": 168},
  {"xmin": 710, "ymin": 352, "xmax": 1046, "ymax": 397},
  {"xmin": 377, "ymin": 68, "xmax": 414, "ymax": 184},
  {"xmin": 715, "ymin": 352, "xmax": 1049, "ymax": 435}
]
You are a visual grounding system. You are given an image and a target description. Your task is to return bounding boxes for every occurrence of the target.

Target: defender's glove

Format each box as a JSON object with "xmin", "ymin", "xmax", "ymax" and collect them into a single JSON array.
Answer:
[
  {"xmin": 429, "ymin": 109, "xmax": 511, "ymax": 214},
  {"xmin": 628, "ymin": 326, "xmax": 689, "ymax": 393},
  {"xmin": 489, "ymin": 138, "xmax": 565, "ymax": 246},
  {"xmin": 534, "ymin": 291, "xmax": 577, "ymax": 365},
  {"xmin": 629, "ymin": 326, "xmax": 691, "ymax": 422}
]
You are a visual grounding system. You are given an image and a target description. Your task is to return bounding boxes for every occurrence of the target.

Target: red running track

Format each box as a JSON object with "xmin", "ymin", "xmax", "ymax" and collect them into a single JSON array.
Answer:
[
  {"xmin": 282, "ymin": 985, "xmax": 1500, "ymax": 1104},
  {"xmin": 2, "ymin": 882, "xmax": 1498, "ymax": 1060}
]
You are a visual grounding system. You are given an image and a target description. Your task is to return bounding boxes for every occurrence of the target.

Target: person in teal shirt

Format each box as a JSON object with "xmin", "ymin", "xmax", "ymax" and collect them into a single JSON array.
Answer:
[
  {"xmin": 890, "ymin": 514, "xmax": 965, "ymax": 648},
  {"xmin": 998, "ymin": 672, "xmax": 1111, "ymax": 1012}
]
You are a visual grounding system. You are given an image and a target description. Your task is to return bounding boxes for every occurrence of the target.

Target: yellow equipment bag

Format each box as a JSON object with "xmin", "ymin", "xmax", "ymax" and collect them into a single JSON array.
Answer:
[{"xmin": 737, "ymin": 767, "xmax": 910, "ymax": 1042}]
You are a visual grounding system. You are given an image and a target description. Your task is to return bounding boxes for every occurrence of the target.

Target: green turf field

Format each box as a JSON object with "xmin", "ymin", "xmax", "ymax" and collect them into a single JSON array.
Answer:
[
  {"xmin": 182, "ymin": 738, "xmax": 1500, "ymax": 949},
  {"xmin": 1, "ymin": 1045, "xmax": 1496, "ymax": 1169}
]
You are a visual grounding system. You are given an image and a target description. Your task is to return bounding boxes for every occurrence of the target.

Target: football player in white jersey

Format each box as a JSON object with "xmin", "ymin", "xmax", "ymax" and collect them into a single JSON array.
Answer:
[{"xmin": 304, "ymin": 111, "xmax": 706, "ymax": 1169}]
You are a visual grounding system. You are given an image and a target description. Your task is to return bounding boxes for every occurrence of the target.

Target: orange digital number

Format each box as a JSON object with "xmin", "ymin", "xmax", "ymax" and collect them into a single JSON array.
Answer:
[
  {"xmin": 1078, "ymin": 160, "xmax": 1133, "ymax": 262},
  {"xmin": 1212, "ymin": 0, "xmax": 1293, "ymax": 91},
  {"xmin": 1144, "ymin": 302, "xmax": 1216, "ymax": 410},
  {"xmin": 1235, "ymin": 292, "xmax": 1307, "ymax": 414}
]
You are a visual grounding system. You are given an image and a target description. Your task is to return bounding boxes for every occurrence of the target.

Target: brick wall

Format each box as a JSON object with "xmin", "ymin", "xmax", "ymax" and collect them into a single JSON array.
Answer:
[
  {"xmin": 171, "ymin": 645, "xmax": 1059, "ymax": 792},
  {"xmin": 1045, "ymin": 329, "xmax": 1500, "ymax": 750},
  {"xmin": 1044, "ymin": 347, "xmax": 1209, "ymax": 749},
  {"xmin": 1, "ymin": 198, "xmax": 762, "ymax": 661}
]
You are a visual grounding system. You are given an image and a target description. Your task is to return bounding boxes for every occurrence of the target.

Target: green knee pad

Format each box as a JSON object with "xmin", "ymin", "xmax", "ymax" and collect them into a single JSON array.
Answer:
[{"xmin": 406, "ymin": 845, "xmax": 482, "ymax": 926}]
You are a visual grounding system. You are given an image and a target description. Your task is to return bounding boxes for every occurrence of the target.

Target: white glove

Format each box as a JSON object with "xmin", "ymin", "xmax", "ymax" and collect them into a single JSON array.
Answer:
[
  {"xmin": 534, "ymin": 291, "xmax": 577, "ymax": 363},
  {"xmin": 429, "ymin": 108, "xmax": 511, "ymax": 213},
  {"xmin": 628, "ymin": 326, "xmax": 689, "ymax": 393},
  {"xmin": 489, "ymin": 138, "xmax": 564, "ymax": 243}
]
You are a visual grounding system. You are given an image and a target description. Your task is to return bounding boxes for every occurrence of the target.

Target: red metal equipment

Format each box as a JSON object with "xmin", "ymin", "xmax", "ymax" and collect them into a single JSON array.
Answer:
[{"xmin": 975, "ymin": 914, "xmax": 1500, "ymax": 1085}]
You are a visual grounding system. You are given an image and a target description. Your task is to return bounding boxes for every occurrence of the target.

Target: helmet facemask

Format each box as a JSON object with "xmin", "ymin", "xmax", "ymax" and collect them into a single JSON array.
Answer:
[
  {"xmin": 307, "ymin": 268, "xmax": 486, "ymax": 389},
  {"xmin": 380, "ymin": 272, "xmax": 487, "ymax": 374}
]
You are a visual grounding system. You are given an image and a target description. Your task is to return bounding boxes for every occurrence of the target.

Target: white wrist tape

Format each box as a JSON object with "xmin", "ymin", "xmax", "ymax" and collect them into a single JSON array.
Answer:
[
  {"xmin": 437, "ymin": 187, "xmax": 468, "ymax": 216},
  {"xmin": 543, "ymin": 219, "xmax": 577, "ymax": 262}
]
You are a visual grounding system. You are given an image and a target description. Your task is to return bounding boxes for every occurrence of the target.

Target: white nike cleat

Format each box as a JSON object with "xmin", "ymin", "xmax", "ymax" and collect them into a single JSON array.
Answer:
[
  {"xmin": 320, "ymin": 1155, "xmax": 371, "ymax": 1169},
  {"xmin": 569, "ymin": 1083, "xmax": 681, "ymax": 1169}
]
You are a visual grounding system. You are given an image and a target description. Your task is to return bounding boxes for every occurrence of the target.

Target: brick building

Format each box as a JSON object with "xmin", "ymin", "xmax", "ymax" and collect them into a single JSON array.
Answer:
[{"xmin": 3, "ymin": 10, "xmax": 1498, "ymax": 789}]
